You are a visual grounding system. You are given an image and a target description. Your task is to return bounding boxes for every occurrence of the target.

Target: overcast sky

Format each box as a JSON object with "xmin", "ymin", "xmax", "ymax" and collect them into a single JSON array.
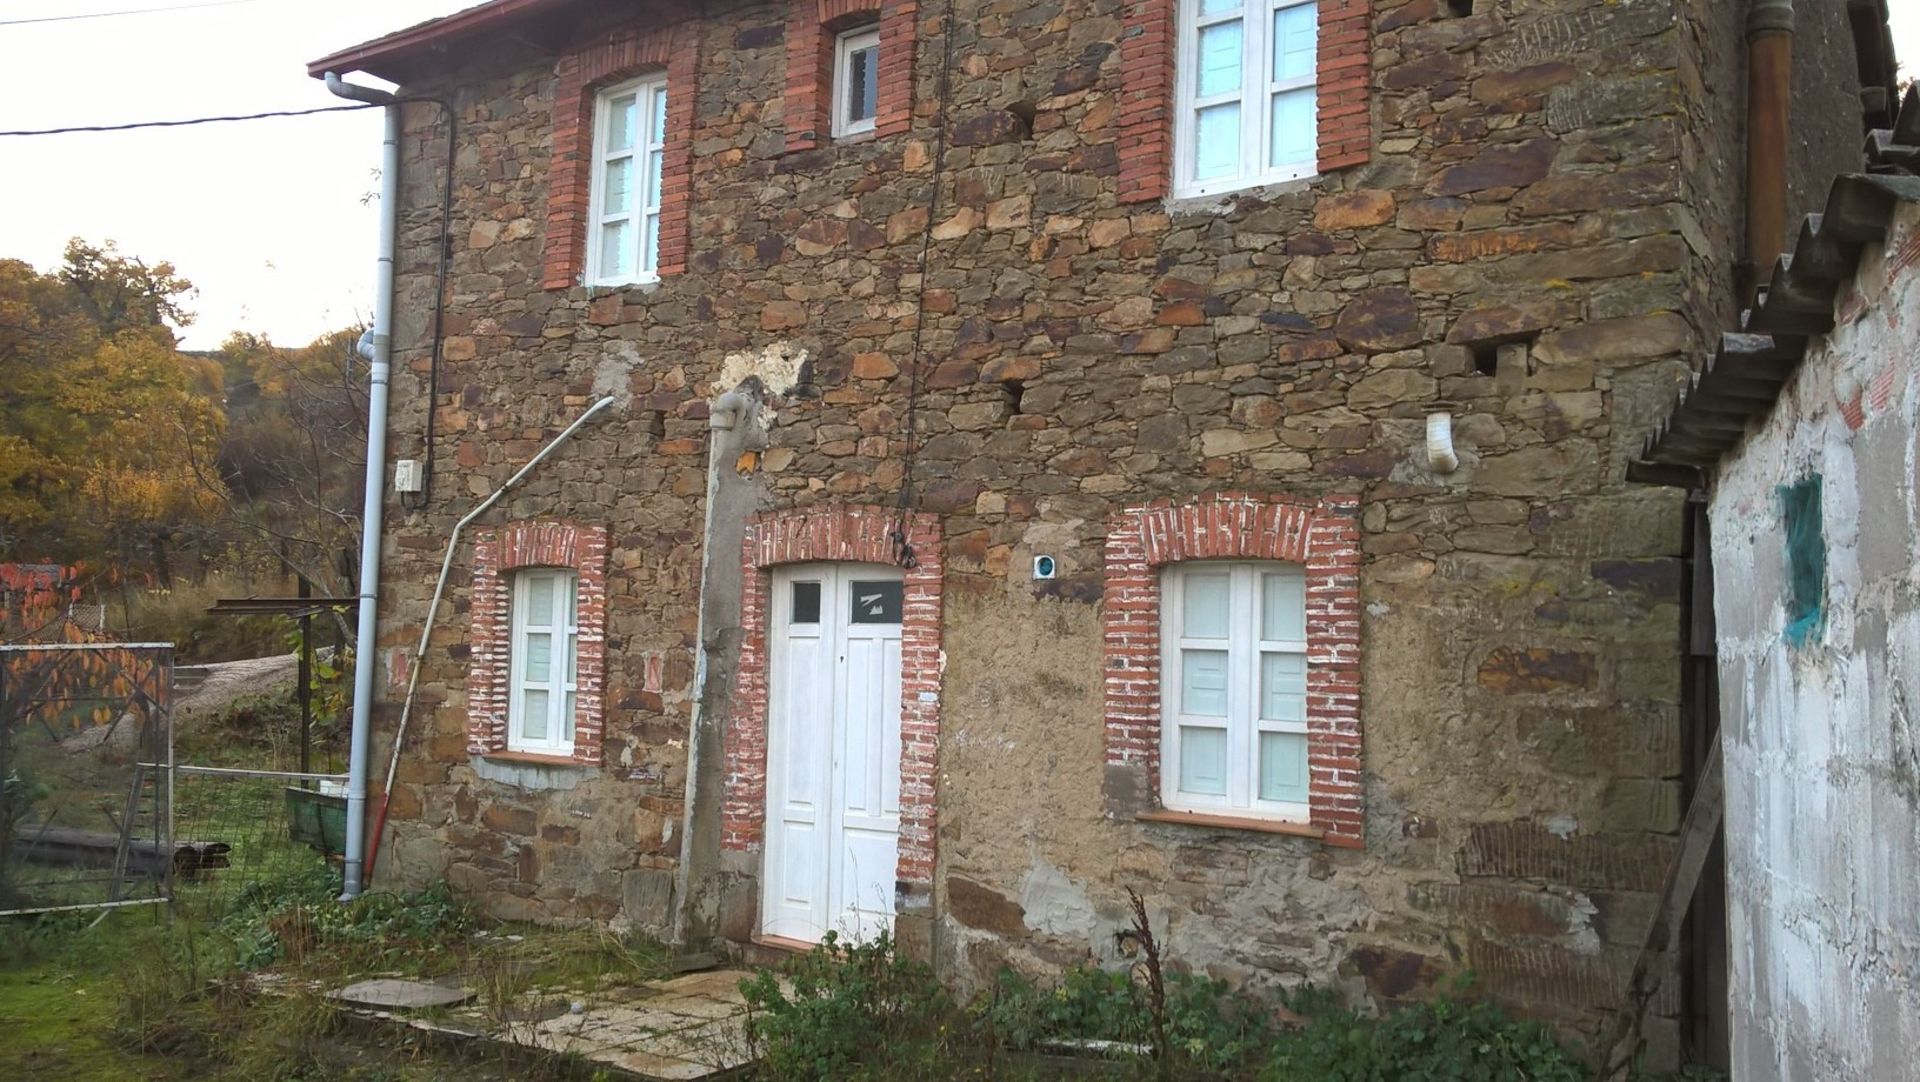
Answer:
[{"xmin": 1, "ymin": 0, "xmax": 1915, "ymax": 351}]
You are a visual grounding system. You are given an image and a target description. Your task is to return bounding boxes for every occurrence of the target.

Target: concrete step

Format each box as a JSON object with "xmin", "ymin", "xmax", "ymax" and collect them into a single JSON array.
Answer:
[{"xmin": 171, "ymin": 666, "xmax": 212, "ymax": 694}]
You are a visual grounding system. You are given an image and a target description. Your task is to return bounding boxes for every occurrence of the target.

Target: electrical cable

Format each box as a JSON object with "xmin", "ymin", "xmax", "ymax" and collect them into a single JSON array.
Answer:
[
  {"xmin": 890, "ymin": 0, "xmax": 957, "ymax": 571},
  {"xmin": 0, "ymin": 0, "xmax": 263, "ymax": 26},
  {"xmin": 0, "ymin": 103, "xmax": 380, "ymax": 137},
  {"xmin": 396, "ymin": 94, "xmax": 458, "ymax": 511}
]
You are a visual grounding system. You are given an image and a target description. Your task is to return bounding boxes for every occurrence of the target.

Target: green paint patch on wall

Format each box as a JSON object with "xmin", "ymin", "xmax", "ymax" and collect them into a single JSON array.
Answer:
[{"xmin": 1780, "ymin": 475, "xmax": 1826, "ymax": 648}]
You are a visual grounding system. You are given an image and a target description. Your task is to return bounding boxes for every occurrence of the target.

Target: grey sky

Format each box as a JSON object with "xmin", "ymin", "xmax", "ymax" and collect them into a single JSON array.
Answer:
[{"xmin": 0, "ymin": 0, "xmax": 1913, "ymax": 351}]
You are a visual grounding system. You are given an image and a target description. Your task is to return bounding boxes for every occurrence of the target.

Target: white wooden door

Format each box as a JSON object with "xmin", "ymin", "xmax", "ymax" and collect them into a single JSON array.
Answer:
[{"xmin": 762, "ymin": 563, "xmax": 904, "ymax": 944}]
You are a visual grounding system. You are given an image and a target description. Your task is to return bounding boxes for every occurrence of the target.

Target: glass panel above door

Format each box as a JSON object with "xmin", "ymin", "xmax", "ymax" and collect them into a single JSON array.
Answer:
[{"xmin": 848, "ymin": 580, "xmax": 904, "ymax": 624}]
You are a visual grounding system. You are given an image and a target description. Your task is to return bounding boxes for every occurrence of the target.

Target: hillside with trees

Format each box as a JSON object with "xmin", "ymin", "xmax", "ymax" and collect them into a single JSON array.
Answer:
[{"xmin": 0, "ymin": 239, "xmax": 366, "ymax": 649}]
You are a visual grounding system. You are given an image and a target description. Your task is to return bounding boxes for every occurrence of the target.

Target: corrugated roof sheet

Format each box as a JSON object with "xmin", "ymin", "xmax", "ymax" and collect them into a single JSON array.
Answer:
[{"xmin": 1632, "ymin": 85, "xmax": 1920, "ymax": 488}]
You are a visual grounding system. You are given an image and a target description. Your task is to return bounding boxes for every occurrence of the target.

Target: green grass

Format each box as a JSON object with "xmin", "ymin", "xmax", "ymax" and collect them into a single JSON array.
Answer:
[{"xmin": 0, "ymin": 911, "xmax": 202, "ymax": 1081}]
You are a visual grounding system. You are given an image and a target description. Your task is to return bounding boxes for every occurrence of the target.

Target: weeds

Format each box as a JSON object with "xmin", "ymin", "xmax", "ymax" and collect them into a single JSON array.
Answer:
[
  {"xmin": 740, "ymin": 930, "xmax": 956, "ymax": 1080},
  {"xmin": 745, "ymin": 913, "xmax": 1607, "ymax": 1082}
]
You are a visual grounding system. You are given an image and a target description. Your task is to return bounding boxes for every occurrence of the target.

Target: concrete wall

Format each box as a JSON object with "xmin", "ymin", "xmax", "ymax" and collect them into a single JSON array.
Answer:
[{"xmin": 1708, "ymin": 201, "xmax": 1920, "ymax": 1080}]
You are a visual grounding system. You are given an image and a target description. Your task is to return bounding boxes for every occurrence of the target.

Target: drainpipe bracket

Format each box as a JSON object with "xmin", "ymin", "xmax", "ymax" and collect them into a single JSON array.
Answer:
[{"xmin": 1747, "ymin": 0, "xmax": 1793, "ymax": 38}]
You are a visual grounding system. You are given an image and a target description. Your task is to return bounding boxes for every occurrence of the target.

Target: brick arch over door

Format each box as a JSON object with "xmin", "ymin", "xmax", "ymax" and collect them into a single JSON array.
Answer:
[
  {"xmin": 722, "ymin": 504, "xmax": 944, "ymax": 884},
  {"xmin": 1103, "ymin": 492, "xmax": 1364, "ymax": 847}
]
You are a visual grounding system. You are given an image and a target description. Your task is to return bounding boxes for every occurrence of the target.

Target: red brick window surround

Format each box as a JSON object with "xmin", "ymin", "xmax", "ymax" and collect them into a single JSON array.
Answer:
[
  {"xmin": 543, "ymin": 23, "xmax": 698, "ymax": 290},
  {"xmin": 721, "ymin": 504, "xmax": 944, "ymax": 884},
  {"xmin": 466, "ymin": 521, "xmax": 610, "ymax": 765},
  {"xmin": 1117, "ymin": 0, "xmax": 1371, "ymax": 203},
  {"xmin": 784, "ymin": 0, "xmax": 918, "ymax": 152},
  {"xmin": 1103, "ymin": 493, "xmax": 1363, "ymax": 847}
]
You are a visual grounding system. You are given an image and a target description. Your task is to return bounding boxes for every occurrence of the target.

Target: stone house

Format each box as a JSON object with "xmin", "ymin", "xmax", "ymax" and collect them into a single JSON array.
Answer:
[
  {"xmin": 308, "ymin": 0, "xmax": 1895, "ymax": 1062},
  {"xmin": 1635, "ymin": 89, "xmax": 1919, "ymax": 1080}
]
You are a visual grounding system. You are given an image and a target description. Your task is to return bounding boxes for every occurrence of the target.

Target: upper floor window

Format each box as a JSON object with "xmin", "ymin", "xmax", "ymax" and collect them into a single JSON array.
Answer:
[
  {"xmin": 1174, "ymin": 0, "xmax": 1319, "ymax": 198},
  {"xmin": 1160, "ymin": 561, "xmax": 1309, "ymax": 820},
  {"xmin": 508, "ymin": 568, "xmax": 579, "ymax": 755},
  {"xmin": 587, "ymin": 74, "xmax": 668, "ymax": 285},
  {"xmin": 833, "ymin": 25, "xmax": 880, "ymax": 138}
]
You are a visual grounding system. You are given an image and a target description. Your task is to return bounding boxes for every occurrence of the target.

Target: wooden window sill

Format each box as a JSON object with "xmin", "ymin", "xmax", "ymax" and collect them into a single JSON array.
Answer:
[
  {"xmin": 1135, "ymin": 809, "xmax": 1324, "ymax": 840},
  {"xmin": 480, "ymin": 750, "xmax": 591, "ymax": 769}
]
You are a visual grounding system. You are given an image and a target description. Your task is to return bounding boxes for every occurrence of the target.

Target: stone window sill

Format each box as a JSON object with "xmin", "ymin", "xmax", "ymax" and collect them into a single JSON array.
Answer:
[
  {"xmin": 1135, "ymin": 808, "xmax": 1325, "ymax": 840},
  {"xmin": 480, "ymin": 750, "xmax": 592, "ymax": 769}
]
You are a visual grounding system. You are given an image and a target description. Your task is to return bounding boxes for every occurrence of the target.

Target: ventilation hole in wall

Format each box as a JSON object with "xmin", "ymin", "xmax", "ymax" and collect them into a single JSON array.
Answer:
[
  {"xmin": 1446, "ymin": 0, "xmax": 1474, "ymax": 16},
  {"xmin": 1002, "ymin": 379, "xmax": 1027, "ymax": 414},
  {"xmin": 647, "ymin": 410, "xmax": 667, "ymax": 438},
  {"xmin": 1471, "ymin": 343, "xmax": 1500, "ymax": 377}
]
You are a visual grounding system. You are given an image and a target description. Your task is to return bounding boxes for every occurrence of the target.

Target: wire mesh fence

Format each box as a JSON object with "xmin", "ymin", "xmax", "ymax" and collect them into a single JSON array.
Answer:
[
  {"xmin": 0, "ymin": 643, "xmax": 173, "ymax": 916},
  {"xmin": 166, "ymin": 764, "xmax": 346, "ymax": 922}
]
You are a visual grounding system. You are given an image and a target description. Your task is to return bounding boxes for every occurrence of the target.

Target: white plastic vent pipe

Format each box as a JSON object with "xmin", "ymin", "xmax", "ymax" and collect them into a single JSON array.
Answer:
[
  {"xmin": 326, "ymin": 71, "xmax": 401, "ymax": 900},
  {"xmin": 1427, "ymin": 411, "xmax": 1459, "ymax": 474}
]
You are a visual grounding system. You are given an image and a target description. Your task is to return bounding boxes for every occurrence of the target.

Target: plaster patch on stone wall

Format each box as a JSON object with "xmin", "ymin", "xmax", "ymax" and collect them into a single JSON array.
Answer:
[
  {"xmin": 710, "ymin": 341, "xmax": 810, "ymax": 417},
  {"xmin": 1566, "ymin": 892, "xmax": 1601, "ymax": 955},
  {"xmin": 592, "ymin": 342, "xmax": 641, "ymax": 409},
  {"xmin": 1018, "ymin": 859, "xmax": 1101, "ymax": 942},
  {"xmin": 1543, "ymin": 814, "xmax": 1578, "ymax": 839}
]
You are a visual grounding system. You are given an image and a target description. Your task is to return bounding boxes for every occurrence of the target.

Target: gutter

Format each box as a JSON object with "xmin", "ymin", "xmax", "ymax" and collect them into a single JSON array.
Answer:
[{"xmin": 326, "ymin": 71, "xmax": 402, "ymax": 900}]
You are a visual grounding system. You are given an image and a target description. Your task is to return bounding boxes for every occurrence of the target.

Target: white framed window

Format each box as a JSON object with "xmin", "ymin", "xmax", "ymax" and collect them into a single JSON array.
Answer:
[
  {"xmin": 507, "ymin": 568, "xmax": 579, "ymax": 755},
  {"xmin": 832, "ymin": 25, "xmax": 881, "ymax": 138},
  {"xmin": 1160, "ymin": 562, "xmax": 1310, "ymax": 820},
  {"xmin": 1173, "ymin": 0, "xmax": 1319, "ymax": 198},
  {"xmin": 586, "ymin": 74, "xmax": 668, "ymax": 286}
]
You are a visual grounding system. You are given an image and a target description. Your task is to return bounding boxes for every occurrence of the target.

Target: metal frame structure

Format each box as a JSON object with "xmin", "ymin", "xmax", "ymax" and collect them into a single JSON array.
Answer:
[{"xmin": 0, "ymin": 642, "xmax": 174, "ymax": 916}]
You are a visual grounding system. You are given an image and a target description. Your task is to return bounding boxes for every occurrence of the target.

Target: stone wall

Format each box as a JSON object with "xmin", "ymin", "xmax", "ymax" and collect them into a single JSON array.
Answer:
[
  {"xmin": 1707, "ymin": 202, "xmax": 1920, "ymax": 1081},
  {"xmin": 351, "ymin": 0, "xmax": 1843, "ymax": 1051}
]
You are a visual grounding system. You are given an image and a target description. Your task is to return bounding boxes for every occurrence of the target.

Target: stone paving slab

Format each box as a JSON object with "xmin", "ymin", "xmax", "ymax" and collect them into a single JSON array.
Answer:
[{"xmin": 318, "ymin": 966, "xmax": 761, "ymax": 1080}]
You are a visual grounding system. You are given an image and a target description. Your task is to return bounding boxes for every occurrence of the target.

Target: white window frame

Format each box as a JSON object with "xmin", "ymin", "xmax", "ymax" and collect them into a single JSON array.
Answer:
[
  {"xmin": 1173, "ymin": 0, "xmax": 1319, "ymax": 199},
  {"xmin": 831, "ymin": 25, "xmax": 881, "ymax": 138},
  {"xmin": 585, "ymin": 74, "xmax": 668, "ymax": 286},
  {"xmin": 1159, "ymin": 561, "xmax": 1310, "ymax": 821},
  {"xmin": 506, "ymin": 568, "xmax": 579, "ymax": 755}
]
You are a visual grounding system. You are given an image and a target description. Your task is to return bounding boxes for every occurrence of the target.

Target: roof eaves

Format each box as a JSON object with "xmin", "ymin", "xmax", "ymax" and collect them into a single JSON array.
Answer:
[
  {"xmin": 305, "ymin": 0, "xmax": 574, "ymax": 83},
  {"xmin": 1633, "ymin": 87, "xmax": 1920, "ymax": 486}
]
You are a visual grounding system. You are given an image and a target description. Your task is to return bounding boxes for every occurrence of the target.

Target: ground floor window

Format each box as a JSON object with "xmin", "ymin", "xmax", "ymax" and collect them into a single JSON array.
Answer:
[{"xmin": 1161, "ymin": 561, "xmax": 1309, "ymax": 820}]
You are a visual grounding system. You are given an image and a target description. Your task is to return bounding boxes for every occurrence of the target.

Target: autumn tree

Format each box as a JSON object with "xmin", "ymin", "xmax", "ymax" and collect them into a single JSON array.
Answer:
[{"xmin": 0, "ymin": 240, "xmax": 227, "ymax": 583}]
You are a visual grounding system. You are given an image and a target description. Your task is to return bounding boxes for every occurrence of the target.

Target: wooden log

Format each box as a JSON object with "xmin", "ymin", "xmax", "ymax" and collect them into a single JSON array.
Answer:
[{"xmin": 14, "ymin": 825, "xmax": 230, "ymax": 877}]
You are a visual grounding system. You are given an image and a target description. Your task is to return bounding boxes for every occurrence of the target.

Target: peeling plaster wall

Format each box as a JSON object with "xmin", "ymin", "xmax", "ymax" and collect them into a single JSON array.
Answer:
[{"xmin": 1708, "ymin": 203, "xmax": 1920, "ymax": 1081}]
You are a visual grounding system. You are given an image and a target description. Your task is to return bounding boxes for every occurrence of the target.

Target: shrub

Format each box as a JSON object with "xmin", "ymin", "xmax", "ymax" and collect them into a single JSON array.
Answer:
[
  {"xmin": 982, "ymin": 964, "xmax": 1289, "ymax": 1073},
  {"xmin": 1261, "ymin": 992, "xmax": 1587, "ymax": 1082},
  {"xmin": 218, "ymin": 865, "xmax": 472, "ymax": 970},
  {"xmin": 738, "ymin": 931, "xmax": 952, "ymax": 1080}
]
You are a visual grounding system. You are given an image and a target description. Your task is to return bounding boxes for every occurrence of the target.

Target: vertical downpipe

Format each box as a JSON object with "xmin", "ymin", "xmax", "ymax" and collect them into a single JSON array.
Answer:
[
  {"xmin": 342, "ymin": 96, "xmax": 402, "ymax": 899},
  {"xmin": 1745, "ymin": 0, "xmax": 1793, "ymax": 297}
]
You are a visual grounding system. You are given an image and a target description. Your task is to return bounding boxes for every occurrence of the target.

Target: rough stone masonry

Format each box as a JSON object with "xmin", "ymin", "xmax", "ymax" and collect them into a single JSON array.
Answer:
[{"xmin": 336, "ymin": 0, "xmax": 1871, "ymax": 1059}]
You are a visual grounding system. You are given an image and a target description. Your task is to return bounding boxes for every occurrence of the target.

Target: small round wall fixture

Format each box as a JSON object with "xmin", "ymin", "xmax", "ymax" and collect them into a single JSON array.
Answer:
[{"xmin": 1033, "ymin": 555, "xmax": 1057, "ymax": 580}]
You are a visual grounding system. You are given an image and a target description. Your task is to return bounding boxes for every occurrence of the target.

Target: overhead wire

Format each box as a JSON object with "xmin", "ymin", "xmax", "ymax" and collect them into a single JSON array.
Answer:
[
  {"xmin": 0, "ymin": 0, "xmax": 264, "ymax": 27},
  {"xmin": 0, "ymin": 103, "xmax": 382, "ymax": 137}
]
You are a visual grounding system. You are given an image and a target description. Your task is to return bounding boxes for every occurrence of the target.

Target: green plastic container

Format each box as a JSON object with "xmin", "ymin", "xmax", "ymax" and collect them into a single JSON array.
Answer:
[{"xmin": 285, "ymin": 786, "xmax": 349, "ymax": 856}]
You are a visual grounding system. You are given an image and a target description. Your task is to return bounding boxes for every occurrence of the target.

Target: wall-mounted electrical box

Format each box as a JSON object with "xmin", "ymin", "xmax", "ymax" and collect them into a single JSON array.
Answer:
[{"xmin": 394, "ymin": 459, "xmax": 424, "ymax": 493}]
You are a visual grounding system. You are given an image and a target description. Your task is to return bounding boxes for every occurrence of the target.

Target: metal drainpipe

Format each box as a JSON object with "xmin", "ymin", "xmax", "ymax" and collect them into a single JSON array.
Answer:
[
  {"xmin": 1745, "ymin": 0, "xmax": 1793, "ymax": 298},
  {"xmin": 325, "ymin": 71, "xmax": 401, "ymax": 900}
]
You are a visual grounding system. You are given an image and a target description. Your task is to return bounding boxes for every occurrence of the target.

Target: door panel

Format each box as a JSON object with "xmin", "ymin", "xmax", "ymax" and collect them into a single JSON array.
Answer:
[
  {"xmin": 763, "ymin": 573, "xmax": 833, "ymax": 941},
  {"xmin": 762, "ymin": 563, "xmax": 903, "ymax": 945}
]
